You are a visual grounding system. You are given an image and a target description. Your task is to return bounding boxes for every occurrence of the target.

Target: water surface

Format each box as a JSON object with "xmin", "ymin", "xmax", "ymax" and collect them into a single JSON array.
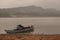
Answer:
[{"xmin": 0, "ymin": 17, "xmax": 60, "ymax": 34}]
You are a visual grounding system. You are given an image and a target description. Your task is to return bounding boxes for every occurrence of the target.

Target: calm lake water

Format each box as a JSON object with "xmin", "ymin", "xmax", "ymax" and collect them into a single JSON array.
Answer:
[{"xmin": 0, "ymin": 17, "xmax": 60, "ymax": 34}]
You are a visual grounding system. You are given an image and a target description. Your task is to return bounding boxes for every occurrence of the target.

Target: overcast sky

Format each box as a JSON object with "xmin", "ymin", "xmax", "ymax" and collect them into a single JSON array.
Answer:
[{"xmin": 0, "ymin": 0, "xmax": 60, "ymax": 10}]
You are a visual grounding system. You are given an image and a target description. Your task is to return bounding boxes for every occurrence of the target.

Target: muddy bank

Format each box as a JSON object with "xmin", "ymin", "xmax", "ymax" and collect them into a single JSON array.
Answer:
[{"xmin": 0, "ymin": 34, "xmax": 60, "ymax": 40}]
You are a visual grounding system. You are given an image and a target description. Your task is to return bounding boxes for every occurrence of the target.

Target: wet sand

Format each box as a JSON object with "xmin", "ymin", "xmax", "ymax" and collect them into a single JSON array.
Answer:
[{"xmin": 0, "ymin": 34, "xmax": 60, "ymax": 40}]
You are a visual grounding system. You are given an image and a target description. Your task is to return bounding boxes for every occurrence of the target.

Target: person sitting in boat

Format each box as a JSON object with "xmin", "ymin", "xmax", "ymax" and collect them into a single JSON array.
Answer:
[{"xmin": 17, "ymin": 25, "xmax": 24, "ymax": 30}]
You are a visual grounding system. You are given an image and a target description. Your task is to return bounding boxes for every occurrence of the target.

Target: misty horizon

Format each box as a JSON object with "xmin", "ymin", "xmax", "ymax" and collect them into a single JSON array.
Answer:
[{"xmin": 0, "ymin": 0, "xmax": 60, "ymax": 10}]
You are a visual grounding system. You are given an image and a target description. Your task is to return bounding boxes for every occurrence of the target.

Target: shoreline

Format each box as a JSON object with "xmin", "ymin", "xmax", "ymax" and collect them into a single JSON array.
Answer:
[{"xmin": 0, "ymin": 17, "xmax": 60, "ymax": 19}]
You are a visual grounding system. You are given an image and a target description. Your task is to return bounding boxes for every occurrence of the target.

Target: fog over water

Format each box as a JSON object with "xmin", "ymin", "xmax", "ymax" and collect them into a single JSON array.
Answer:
[{"xmin": 0, "ymin": 17, "xmax": 60, "ymax": 34}]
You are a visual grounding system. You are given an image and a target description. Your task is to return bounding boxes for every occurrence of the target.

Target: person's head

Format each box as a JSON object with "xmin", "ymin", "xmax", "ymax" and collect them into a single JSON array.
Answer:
[
  {"xmin": 18, "ymin": 25, "xmax": 21, "ymax": 26},
  {"xmin": 18, "ymin": 25, "xmax": 23, "ymax": 27},
  {"xmin": 31, "ymin": 25, "xmax": 34, "ymax": 27}
]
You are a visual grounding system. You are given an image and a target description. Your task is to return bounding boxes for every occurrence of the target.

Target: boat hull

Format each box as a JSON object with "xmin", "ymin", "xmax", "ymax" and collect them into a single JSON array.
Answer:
[{"xmin": 5, "ymin": 26, "xmax": 34, "ymax": 33}]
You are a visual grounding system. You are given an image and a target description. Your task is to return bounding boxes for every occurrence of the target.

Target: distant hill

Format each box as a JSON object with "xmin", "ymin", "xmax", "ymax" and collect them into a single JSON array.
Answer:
[{"xmin": 0, "ymin": 6, "xmax": 60, "ymax": 17}]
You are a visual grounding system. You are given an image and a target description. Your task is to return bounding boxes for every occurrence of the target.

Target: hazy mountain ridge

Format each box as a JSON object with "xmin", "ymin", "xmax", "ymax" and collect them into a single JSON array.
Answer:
[{"xmin": 0, "ymin": 6, "xmax": 60, "ymax": 17}]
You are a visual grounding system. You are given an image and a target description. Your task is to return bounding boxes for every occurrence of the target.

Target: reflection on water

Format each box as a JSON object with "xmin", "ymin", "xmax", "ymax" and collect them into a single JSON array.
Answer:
[{"xmin": 0, "ymin": 17, "xmax": 60, "ymax": 34}]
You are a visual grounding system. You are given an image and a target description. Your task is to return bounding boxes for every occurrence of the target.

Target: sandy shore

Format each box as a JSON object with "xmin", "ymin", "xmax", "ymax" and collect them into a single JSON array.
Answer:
[{"xmin": 0, "ymin": 34, "xmax": 60, "ymax": 40}]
